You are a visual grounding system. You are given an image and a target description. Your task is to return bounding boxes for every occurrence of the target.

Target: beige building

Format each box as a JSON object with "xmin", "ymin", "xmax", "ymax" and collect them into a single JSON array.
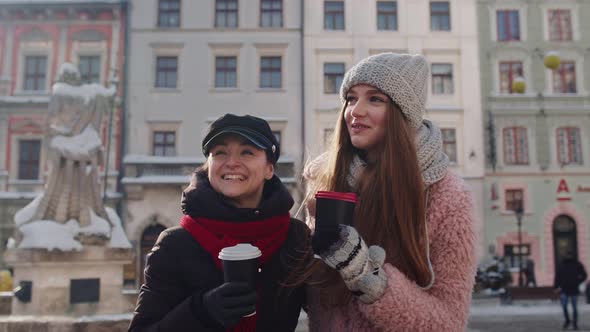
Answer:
[
  {"xmin": 123, "ymin": 0, "xmax": 303, "ymax": 286},
  {"xmin": 303, "ymin": 0, "xmax": 485, "ymax": 256}
]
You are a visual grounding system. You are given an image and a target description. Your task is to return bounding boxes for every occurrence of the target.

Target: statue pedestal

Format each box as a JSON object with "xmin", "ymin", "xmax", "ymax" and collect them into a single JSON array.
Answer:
[{"xmin": 3, "ymin": 246, "xmax": 134, "ymax": 316}]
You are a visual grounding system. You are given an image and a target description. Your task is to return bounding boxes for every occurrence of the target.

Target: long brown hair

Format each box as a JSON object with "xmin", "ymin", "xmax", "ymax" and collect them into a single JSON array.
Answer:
[{"xmin": 308, "ymin": 98, "xmax": 431, "ymax": 304}]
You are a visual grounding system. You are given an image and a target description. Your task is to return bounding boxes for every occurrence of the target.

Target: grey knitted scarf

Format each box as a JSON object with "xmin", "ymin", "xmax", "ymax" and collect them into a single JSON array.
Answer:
[{"xmin": 347, "ymin": 120, "xmax": 449, "ymax": 189}]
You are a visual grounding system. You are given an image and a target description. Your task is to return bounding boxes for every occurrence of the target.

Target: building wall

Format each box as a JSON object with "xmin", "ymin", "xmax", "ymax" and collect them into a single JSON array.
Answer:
[
  {"xmin": 123, "ymin": 0, "xmax": 303, "ymax": 285},
  {"xmin": 303, "ymin": 0, "xmax": 485, "ymax": 256},
  {"xmin": 479, "ymin": 0, "xmax": 590, "ymax": 285}
]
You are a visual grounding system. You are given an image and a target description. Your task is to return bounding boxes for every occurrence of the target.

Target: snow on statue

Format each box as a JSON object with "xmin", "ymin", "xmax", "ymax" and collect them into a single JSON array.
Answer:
[{"xmin": 11, "ymin": 63, "xmax": 131, "ymax": 250}]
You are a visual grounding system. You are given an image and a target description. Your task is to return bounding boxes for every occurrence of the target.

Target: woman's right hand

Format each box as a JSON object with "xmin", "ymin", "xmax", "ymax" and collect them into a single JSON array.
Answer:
[{"xmin": 201, "ymin": 282, "xmax": 257, "ymax": 328}]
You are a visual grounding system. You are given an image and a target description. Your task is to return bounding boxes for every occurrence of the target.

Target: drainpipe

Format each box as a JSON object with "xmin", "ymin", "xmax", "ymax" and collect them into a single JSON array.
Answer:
[
  {"xmin": 116, "ymin": 0, "xmax": 130, "ymax": 228},
  {"xmin": 299, "ymin": 0, "xmax": 306, "ymax": 193}
]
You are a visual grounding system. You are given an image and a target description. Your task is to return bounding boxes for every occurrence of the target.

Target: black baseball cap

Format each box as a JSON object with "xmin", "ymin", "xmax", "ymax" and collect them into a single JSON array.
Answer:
[{"xmin": 202, "ymin": 114, "xmax": 280, "ymax": 164}]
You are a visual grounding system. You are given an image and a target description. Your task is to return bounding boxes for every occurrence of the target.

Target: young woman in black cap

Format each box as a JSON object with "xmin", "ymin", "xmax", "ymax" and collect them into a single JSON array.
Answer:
[{"xmin": 128, "ymin": 114, "xmax": 311, "ymax": 332}]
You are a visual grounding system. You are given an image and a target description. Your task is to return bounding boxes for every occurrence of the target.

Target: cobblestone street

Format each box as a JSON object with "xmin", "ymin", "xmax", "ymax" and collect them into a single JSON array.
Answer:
[
  {"xmin": 467, "ymin": 297, "xmax": 590, "ymax": 332},
  {"xmin": 294, "ymin": 297, "xmax": 590, "ymax": 331}
]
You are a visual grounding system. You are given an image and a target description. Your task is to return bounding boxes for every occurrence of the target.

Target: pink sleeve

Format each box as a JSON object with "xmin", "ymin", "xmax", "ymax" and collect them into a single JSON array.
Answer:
[{"xmin": 357, "ymin": 187, "xmax": 477, "ymax": 332}]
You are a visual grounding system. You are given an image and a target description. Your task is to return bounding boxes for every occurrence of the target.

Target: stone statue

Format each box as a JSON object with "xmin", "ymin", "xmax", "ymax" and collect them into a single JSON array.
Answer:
[{"xmin": 13, "ymin": 63, "xmax": 124, "ymax": 247}]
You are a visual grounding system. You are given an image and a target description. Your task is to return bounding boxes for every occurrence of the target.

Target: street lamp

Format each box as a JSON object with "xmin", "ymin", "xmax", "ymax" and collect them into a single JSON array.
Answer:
[
  {"xmin": 511, "ymin": 50, "xmax": 561, "ymax": 95},
  {"xmin": 514, "ymin": 202, "xmax": 524, "ymax": 287}
]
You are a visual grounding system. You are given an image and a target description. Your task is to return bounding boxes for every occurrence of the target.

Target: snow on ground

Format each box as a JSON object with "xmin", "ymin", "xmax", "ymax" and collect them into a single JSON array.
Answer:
[
  {"xmin": 0, "ymin": 313, "xmax": 133, "ymax": 322},
  {"xmin": 18, "ymin": 220, "xmax": 82, "ymax": 251},
  {"xmin": 469, "ymin": 297, "xmax": 590, "ymax": 316},
  {"xmin": 14, "ymin": 193, "xmax": 43, "ymax": 227}
]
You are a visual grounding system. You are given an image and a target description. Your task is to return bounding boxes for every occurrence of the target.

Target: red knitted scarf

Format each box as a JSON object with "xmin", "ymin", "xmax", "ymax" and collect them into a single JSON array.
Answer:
[{"xmin": 180, "ymin": 214, "xmax": 291, "ymax": 332}]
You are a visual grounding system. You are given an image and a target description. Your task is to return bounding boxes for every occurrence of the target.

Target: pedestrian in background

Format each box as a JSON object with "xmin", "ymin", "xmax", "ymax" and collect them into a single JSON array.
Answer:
[
  {"xmin": 129, "ymin": 114, "xmax": 311, "ymax": 332},
  {"xmin": 302, "ymin": 53, "xmax": 477, "ymax": 331},
  {"xmin": 554, "ymin": 252, "xmax": 588, "ymax": 330},
  {"xmin": 524, "ymin": 257, "xmax": 537, "ymax": 287}
]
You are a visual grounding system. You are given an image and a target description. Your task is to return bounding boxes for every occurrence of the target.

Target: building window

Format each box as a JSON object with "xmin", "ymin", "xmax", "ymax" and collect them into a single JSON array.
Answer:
[
  {"xmin": 260, "ymin": 0, "xmax": 282, "ymax": 28},
  {"xmin": 548, "ymin": 9, "xmax": 572, "ymax": 41},
  {"xmin": 556, "ymin": 127, "xmax": 582, "ymax": 165},
  {"xmin": 18, "ymin": 139, "xmax": 41, "ymax": 180},
  {"xmin": 78, "ymin": 55, "xmax": 100, "ymax": 84},
  {"xmin": 441, "ymin": 128, "xmax": 457, "ymax": 163},
  {"xmin": 503, "ymin": 127, "xmax": 529, "ymax": 165},
  {"xmin": 377, "ymin": 1, "xmax": 397, "ymax": 31},
  {"xmin": 215, "ymin": 56, "xmax": 237, "ymax": 88},
  {"xmin": 272, "ymin": 130, "xmax": 281, "ymax": 145},
  {"xmin": 215, "ymin": 0, "xmax": 238, "ymax": 28},
  {"xmin": 499, "ymin": 61, "xmax": 523, "ymax": 94},
  {"xmin": 155, "ymin": 56, "xmax": 178, "ymax": 88},
  {"xmin": 23, "ymin": 55, "xmax": 47, "ymax": 91},
  {"xmin": 430, "ymin": 2, "xmax": 450, "ymax": 31},
  {"xmin": 553, "ymin": 61, "xmax": 576, "ymax": 93},
  {"xmin": 153, "ymin": 131, "xmax": 176, "ymax": 156},
  {"xmin": 431, "ymin": 63, "xmax": 453, "ymax": 95},
  {"xmin": 260, "ymin": 56, "xmax": 281, "ymax": 88},
  {"xmin": 505, "ymin": 188, "xmax": 524, "ymax": 212},
  {"xmin": 323, "ymin": 63, "xmax": 345, "ymax": 94},
  {"xmin": 496, "ymin": 10, "xmax": 520, "ymax": 41},
  {"xmin": 324, "ymin": 1, "xmax": 344, "ymax": 30},
  {"xmin": 504, "ymin": 243, "xmax": 530, "ymax": 269},
  {"xmin": 158, "ymin": 0, "xmax": 180, "ymax": 28}
]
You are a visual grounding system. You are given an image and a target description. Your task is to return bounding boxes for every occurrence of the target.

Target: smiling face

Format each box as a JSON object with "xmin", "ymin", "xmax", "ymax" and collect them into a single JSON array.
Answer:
[
  {"xmin": 344, "ymin": 84, "xmax": 391, "ymax": 159},
  {"xmin": 207, "ymin": 135, "xmax": 274, "ymax": 208}
]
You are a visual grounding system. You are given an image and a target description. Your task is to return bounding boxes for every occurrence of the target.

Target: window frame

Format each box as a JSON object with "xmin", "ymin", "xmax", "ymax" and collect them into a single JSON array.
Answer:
[
  {"xmin": 556, "ymin": 127, "xmax": 583, "ymax": 165},
  {"xmin": 323, "ymin": 62, "xmax": 345, "ymax": 94},
  {"xmin": 154, "ymin": 56, "xmax": 178, "ymax": 89},
  {"xmin": 324, "ymin": 1, "xmax": 345, "ymax": 31},
  {"xmin": 499, "ymin": 61, "xmax": 523, "ymax": 94},
  {"xmin": 548, "ymin": 9, "xmax": 572, "ymax": 41},
  {"xmin": 18, "ymin": 139, "xmax": 41, "ymax": 180},
  {"xmin": 260, "ymin": 0, "xmax": 283, "ymax": 28},
  {"xmin": 259, "ymin": 56, "xmax": 282, "ymax": 89},
  {"xmin": 157, "ymin": 0, "xmax": 181, "ymax": 28},
  {"xmin": 152, "ymin": 131, "xmax": 177, "ymax": 156},
  {"xmin": 430, "ymin": 1, "xmax": 450, "ymax": 31},
  {"xmin": 23, "ymin": 55, "xmax": 47, "ymax": 92},
  {"xmin": 441, "ymin": 128, "xmax": 457, "ymax": 164},
  {"xmin": 78, "ymin": 55, "xmax": 101, "ymax": 84},
  {"xmin": 376, "ymin": 1, "xmax": 398, "ymax": 31},
  {"xmin": 503, "ymin": 127, "xmax": 529, "ymax": 165},
  {"xmin": 215, "ymin": 0, "xmax": 239, "ymax": 28},
  {"xmin": 552, "ymin": 61, "xmax": 576, "ymax": 94},
  {"xmin": 496, "ymin": 9, "xmax": 520, "ymax": 41},
  {"xmin": 431, "ymin": 63, "xmax": 454, "ymax": 95},
  {"xmin": 503, "ymin": 243, "xmax": 531, "ymax": 269},
  {"xmin": 215, "ymin": 56, "xmax": 238, "ymax": 88}
]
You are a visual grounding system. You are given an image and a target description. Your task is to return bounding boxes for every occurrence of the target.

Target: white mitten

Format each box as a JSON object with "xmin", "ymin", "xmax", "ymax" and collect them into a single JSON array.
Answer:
[{"xmin": 320, "ymin": 225, "xmax": 388, "ymax": 303}]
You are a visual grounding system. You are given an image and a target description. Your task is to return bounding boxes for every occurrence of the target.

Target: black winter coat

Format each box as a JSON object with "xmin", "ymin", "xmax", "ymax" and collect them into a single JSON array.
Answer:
[
  {"xmin": 554, "ymin": 258, "xmax": 588, "ymax": 295},
  {"xmin": 128, "ymin": 172, "xmax": 310, "ymax": 332}
]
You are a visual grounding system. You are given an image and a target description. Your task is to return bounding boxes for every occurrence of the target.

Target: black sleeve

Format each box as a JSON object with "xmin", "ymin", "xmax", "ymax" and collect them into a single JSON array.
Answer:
[{"xmin": 127, "ymin": 231, "xmax": 221, "ymax": 332}]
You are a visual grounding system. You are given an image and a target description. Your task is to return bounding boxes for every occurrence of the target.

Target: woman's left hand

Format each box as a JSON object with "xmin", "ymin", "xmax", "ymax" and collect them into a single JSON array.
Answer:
[{"xmin": 317, "ymin": 225, "xmax": 388, "ymax": 303}]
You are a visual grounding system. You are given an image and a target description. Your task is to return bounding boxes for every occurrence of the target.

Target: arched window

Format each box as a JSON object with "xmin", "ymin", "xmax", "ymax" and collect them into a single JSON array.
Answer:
[
  {"xmin": 139, "ymin": 224, "xmax": 166, "ymax": 286},
  {"xmin": 553, "ymin": 215, "xmax": 577, "ymax": 269}
]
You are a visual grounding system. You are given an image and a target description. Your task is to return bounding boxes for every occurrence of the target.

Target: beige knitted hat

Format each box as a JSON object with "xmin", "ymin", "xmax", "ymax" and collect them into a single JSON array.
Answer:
[{"xmin": 339, "ymin": 53, "xmax": 429, "ymax": 129}]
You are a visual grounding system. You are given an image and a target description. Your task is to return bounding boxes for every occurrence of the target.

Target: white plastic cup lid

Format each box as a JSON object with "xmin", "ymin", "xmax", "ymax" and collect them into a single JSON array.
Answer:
[{"xmin": 218, "ymin": 243, "xmax": 262, "ymax": 261}]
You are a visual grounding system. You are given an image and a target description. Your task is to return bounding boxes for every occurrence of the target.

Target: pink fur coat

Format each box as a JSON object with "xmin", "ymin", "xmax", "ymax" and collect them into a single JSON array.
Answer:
[{"xmin": 306, "ymin": 171, "xmax": 478, "ymax": 332}]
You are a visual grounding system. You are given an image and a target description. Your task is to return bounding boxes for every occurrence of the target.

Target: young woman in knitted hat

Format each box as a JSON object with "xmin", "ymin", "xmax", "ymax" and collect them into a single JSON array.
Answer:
[
  {"xmin": 302, "ymin": 53, "xmax": 477, "ymax": 331},
  {"xmin": 129, "ymin": 114, "xmax": 310, "ymax": 332}
]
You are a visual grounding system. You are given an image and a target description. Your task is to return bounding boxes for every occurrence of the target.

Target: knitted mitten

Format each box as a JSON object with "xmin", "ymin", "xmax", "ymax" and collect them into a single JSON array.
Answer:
[{"xmin": 319, "ymin": 225, "xmax": 387, "ymax": 303}]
